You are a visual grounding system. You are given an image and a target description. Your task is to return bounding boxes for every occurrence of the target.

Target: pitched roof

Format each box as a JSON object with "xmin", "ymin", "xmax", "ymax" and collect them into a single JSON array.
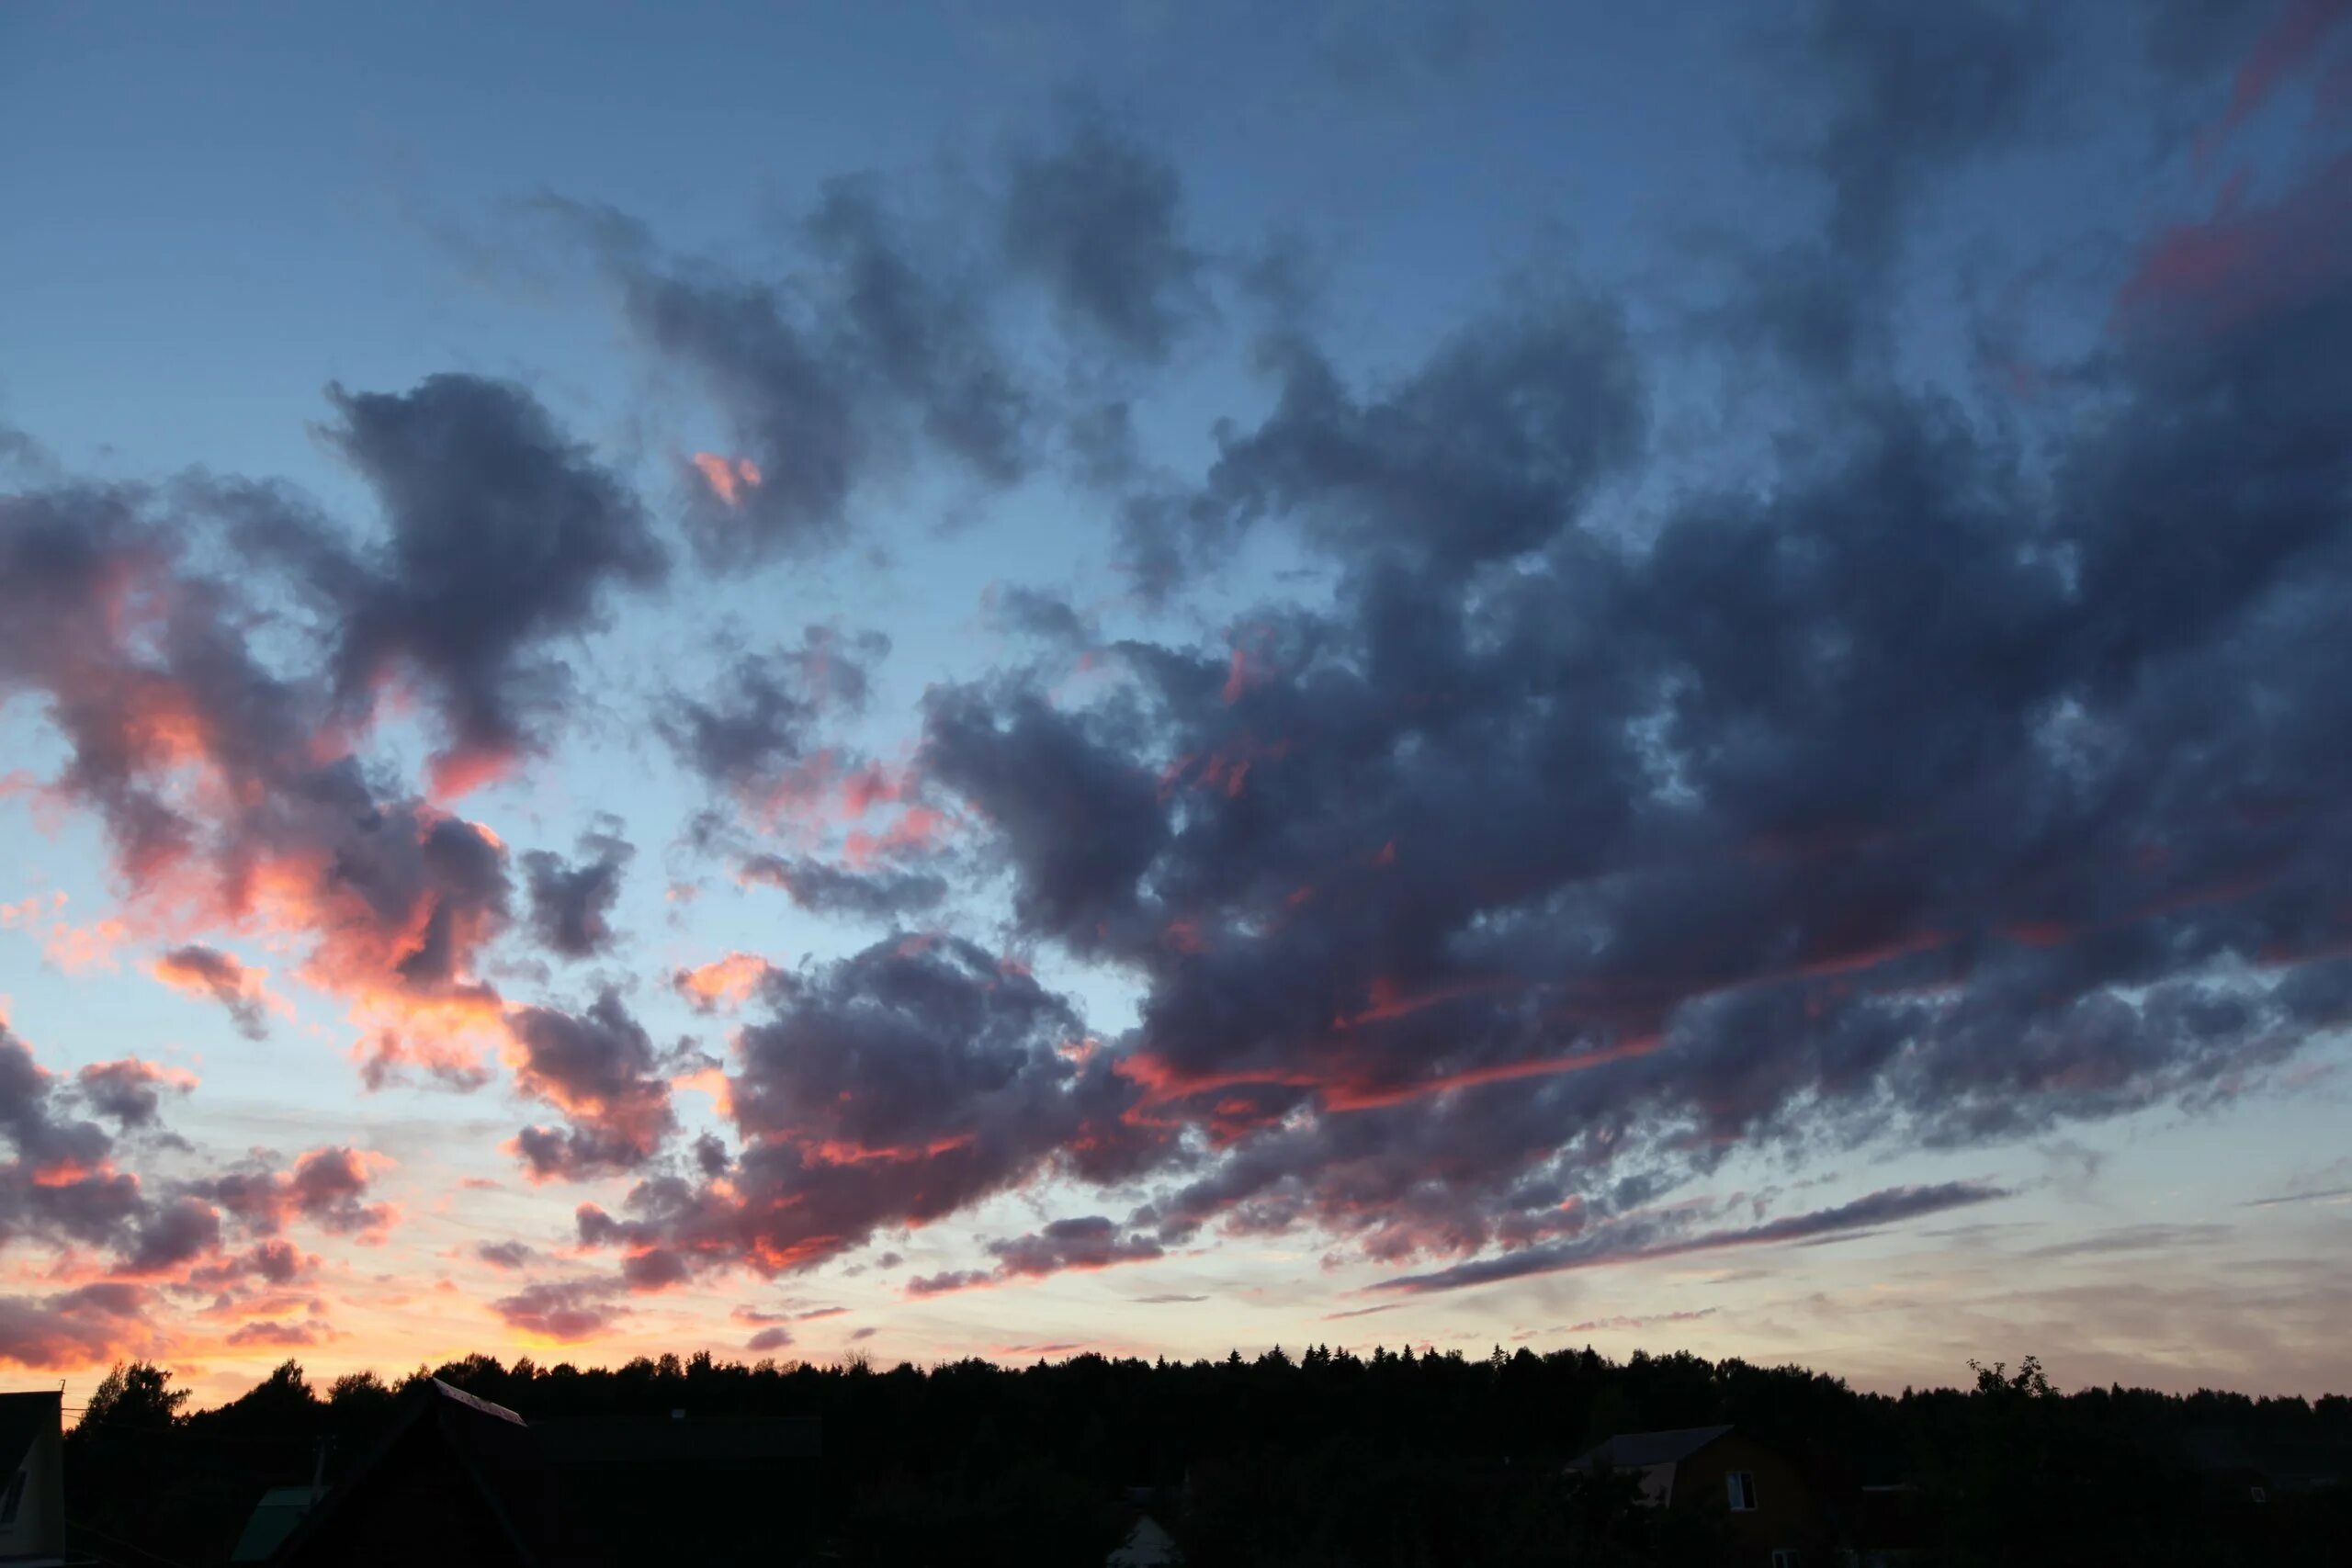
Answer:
[
  {"xmin": 1572, "ymin": 1424, "xmax": 1734, "ymax": 1470},
  {"xmin": 1109, "ymin": 1515, "xmax": 1180, "ymax": 1567},
  {"xmin": 269, "ymin": 1379, "xmax": 557, "ymax": 1566},
  {"xmin": 0, "ymin": 1392, "xmax": 59, "ymax": 1477},
  {"xmin": 230, "ymin": 1484, "xmax": 322, "ymax": 1563}
]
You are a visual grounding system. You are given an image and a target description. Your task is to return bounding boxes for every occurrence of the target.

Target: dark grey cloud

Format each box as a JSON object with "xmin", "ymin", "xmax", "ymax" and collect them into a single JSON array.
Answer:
[
  {"xmin": 905, "ymin": 1267, "xmax": 990, "ymax": 1297},
  {"xmin": 523, "ymin": 821, "xmax": 634, "ymax": 960},
  {"xmin": 983, "ymin": 583, "xmax": 1096, "ymax": 648},
  {"xmin": 475, "ymin": 1239, "xmax": 537, "ymax": 1269},
  {"xmin": 2138, "ymin": 0, "xmax": 2283, "ymax": 85},
  {"xmin": 275, "ymin": 373, "xmax": 668, "ymax": 792},
  {"xmin": 907, "ymin": 1214, "xmax": 1165, "ymax": 1295},
  {"xmin": 737, "ymin": 855, "xmax": 949, "ymax": 922},
  {"xmin": 504, "ymin": 991, "xmax": 678, "ymax": 1180},
  {"xmin": 658, "ymin": 627, "xmax": 889, "ymax": 798},
  {"xmin": 920, "ymin": 684, "xmax": 1167, "ymax": 950},
  {"xmin": 0, "ymin": 1292, "xmax": 147, "ymax": 1369},
  {"xmin": 1560, "ymin": 1307, "xmax": 1719, "ymax": 1335},
  {"xmin": 2, "ymin": 463, "xmax": 518, "ymax": 1086},
  {"xmin": 1314, "ymin": 0, "xmax": 1495, "ymax": 99},
  {"xmin": 51, "ymin": 1281, "xmax": 149, "ymax": 1320},
  {"xmin": 186, "ymin": 1240, "xmax": 313, "ymax": 1291},
  {"xmin": 747, "ymin": 1325, "xmax": 794, "ymax": 1352},
  {"xmin": 1801, "ymin": 0, "xmax": 2053, "ymax": 265},
  {"xmin": 226, "ymin": 1320, "xmax": 326, "ymax": 1348},
  {"xmin": 554, "ymin": 183, "xmax": 1032, "ymax": 567},
  {"xmin": 900, "ymin": 141, "xmax": 2352, "ymax": 1276},
  {"xmin": 573, "ymin": 935, "xmax": 1151, "ymax": 1281},
  {"xmin": 151, "ymin": 945, "xmax": 271, "ymax": 1039},
  {"xmin": 0, "ymin": 422, "xmax": 47, "ymax": 474},
  {"xmin": 121, "ymin": 1196, "xmax": 224, "ymax": 1275},
  {"xmin": 1379, "ymin": 1182, "xmax": 2010, "ymax": 1292},
  {"xmin": 989, "ymin": 1214, "xmax": 1164, "ymax": 1279},
  {"xmin": 0, "ymin": 1023, "xmax": 205, "ymax": 1284},
  {"xmin": 1097, "ymin": 287, "xmax": 1645, "ymax": 598},
  {"xmin": 1207, "ymin": 296, "xmax": 1642, "ymax": 570},
  {"xmin": 190, "ymin": 1146, "xmax": 393, "ymax": 1239},
  {"xmin": 1003, "ymin": 117, "xmax": 1206, "ymax": 362},
  {"xmin": 2245, "ymin": 1186, "xmax": 2352, "ymax": 1210},
  {"xmin": 492, "ymin": 1279, "xmax": 625, "ymax": 1341},
  {"xmin": 1731, "ymin": 0, "xmax": 2058, "ymax": 379},
  {"xmin": 6, "ymin": 6, "xmax": 2349, "ymax": 1317},
  {"xmin": 808, "ymin": 179, "xmax": 1034, "ymax": 484},
  {"xmin": 74, "ymin": 1057, "xmax": 194, "ymax": 1130}
]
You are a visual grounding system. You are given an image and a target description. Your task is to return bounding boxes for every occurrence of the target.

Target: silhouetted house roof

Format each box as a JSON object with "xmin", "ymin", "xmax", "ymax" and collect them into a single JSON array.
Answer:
[
  {"xmin": 1107, "ymin": 1515, "xmax": 1179, "ymax": 1567},
  {"xmin": 0, "ymin": 1390, "xmax": 70, "ymax": 1565},
  {"xmin": 230, "ymin": 1485, "xmax": 321, "ymax": 1563},
  {"xmin": 1572, "ymin": 1425, "xmax": 1735, "ymax": 1471},
  {"xmin": 268, "ymin": 1380, "xmax": 573, "ymax": 1567},
  {"xmin": 1567, "ymin": 1425, "xmax": 1736, "ymax": 1507},
  {"xmin": 2178, "ymin": 1427, "xmax": 2346, "ymax": 1495},
  {"xmin": 0, "ymin": 1399, "xmax": 51, "ymax": 1480}
]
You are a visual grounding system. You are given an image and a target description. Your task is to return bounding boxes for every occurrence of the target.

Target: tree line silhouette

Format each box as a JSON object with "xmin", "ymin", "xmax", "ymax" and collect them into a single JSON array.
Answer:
[{"xmin": 60, "ymin": 1343, "xmax": 2352, "ymax": 1565}]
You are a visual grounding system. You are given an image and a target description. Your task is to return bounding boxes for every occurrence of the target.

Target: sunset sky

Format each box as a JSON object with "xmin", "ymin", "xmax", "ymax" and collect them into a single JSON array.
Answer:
[{"xmin": 5, "ymin": 0, "xmax": 2352, "ymax": 1411}]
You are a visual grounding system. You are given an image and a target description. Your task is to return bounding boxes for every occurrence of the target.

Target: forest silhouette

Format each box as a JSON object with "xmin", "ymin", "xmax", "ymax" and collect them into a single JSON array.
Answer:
[{"xmin": 56, "ymin": 1343, "xmax": 2352, "ymax": 1564}]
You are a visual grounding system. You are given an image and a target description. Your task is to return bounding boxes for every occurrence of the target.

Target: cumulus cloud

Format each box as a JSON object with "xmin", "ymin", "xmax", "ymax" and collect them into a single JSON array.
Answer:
[
  {"xmin": 475, "ymin": 1239, "xmax": 537, "ymax": 1269},
  {"xmin": 0, "ymin": 472, "xmax": 519, "ymax": 1083},
  {"xmin": 522, "ymin": 821, "xmax": 634, "ymax": 960},
  {"xmin": 657, "ymin": 627, "xmax": 891, "ymax": 804},
  {"xmin": 0, "ymin": 1292, "xmax": 151, "ymax": 1369},
  {"xmin": 1161, "ymin": 290, "xmax": 1644, "ymax": 590},
  {"xmin": 906, "ymin": 1215, "xmax": 1164, "ymax": 1296},
  {"xmin": 74, "ymin": 1057, "xmax": 198, "ymax": 1130},
  {"xmin": 736, "ymin": 856, "xmax": 949, "ymax": 922},
  {"xmin": 573, "ymin": 935, "xmax": 1144, "ymax": 1281},
  {"xmin": 281, "ymin": 373, "xmax": 669, "ymax": 796},
  {"xmin": 0, "ymin": 1021, "xmax": 205, "ymax": 1280},
  {"xmin": 504, "ymin": 991, "xmax": 678, "ymax": 1179},
  {"xmin": 1731, "ymin": 0, "xmax": 2058, "ymax": 378},
  {"xmin": 191, "ymin": 1146, "xmax": 396, "ymax": 1240},
  {"xmin": 1002, "ymin": 116, "xmax": 1206, "ymax": 361},
  {"xmin": 554, "ymin": 183, "xmax": 1030, "ymax": 566},
  {"xmin": 897, "ymin": 93, "xmax": 2352, "ymax": 1279},
  {"xmin": 492, "ymin": 1279, "xmax": 626, "ymax": 1341},
  {"xmin": 151, "ymin": 945, "xmax": 277, "ymax": 1038},
  {"xmin": 189, "ymin": 1239, "xmax": 316, "ymax": 1289},
  {"xmin": 7, "ymin": 8, "xmax": 2352, "ymax": 1327}
]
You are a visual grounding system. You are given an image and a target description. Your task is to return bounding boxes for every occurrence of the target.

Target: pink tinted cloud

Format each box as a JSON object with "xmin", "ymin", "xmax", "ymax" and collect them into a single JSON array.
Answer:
[
  {"xmin": 674, "ymin": 953, "xmax": 775, "ymax": 1013},
  {"xmin": 691, "ymin": 452, "xmax": 763, "ymax": 508},
  {"xmin": 2117, "ymin": 154, "xmax": 2352, "ymax": 337},
  {"xmin": 2217, "ymin": 0, "xmax": 2352, "ymax": 143}
]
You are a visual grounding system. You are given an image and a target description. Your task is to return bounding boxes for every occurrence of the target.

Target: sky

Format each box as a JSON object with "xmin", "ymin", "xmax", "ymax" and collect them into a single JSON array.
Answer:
[{"xmin": 3, "ymin": 0, "xmax": 2351, "ymax": 1410}]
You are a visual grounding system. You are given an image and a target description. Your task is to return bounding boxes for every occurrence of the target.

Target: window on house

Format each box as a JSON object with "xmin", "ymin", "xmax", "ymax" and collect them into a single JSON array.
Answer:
[
  {"xmin": 1727, "ymin": 1470, "xmax": 1758, "ymax": 1511},
  {"xmin": 2249, "ymin": 1485, "xmax": 2267, "ymax": 1504},
  {"xmin": 0, "ymin": 1471, "xmax": 26, "ymax": 1528}
]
